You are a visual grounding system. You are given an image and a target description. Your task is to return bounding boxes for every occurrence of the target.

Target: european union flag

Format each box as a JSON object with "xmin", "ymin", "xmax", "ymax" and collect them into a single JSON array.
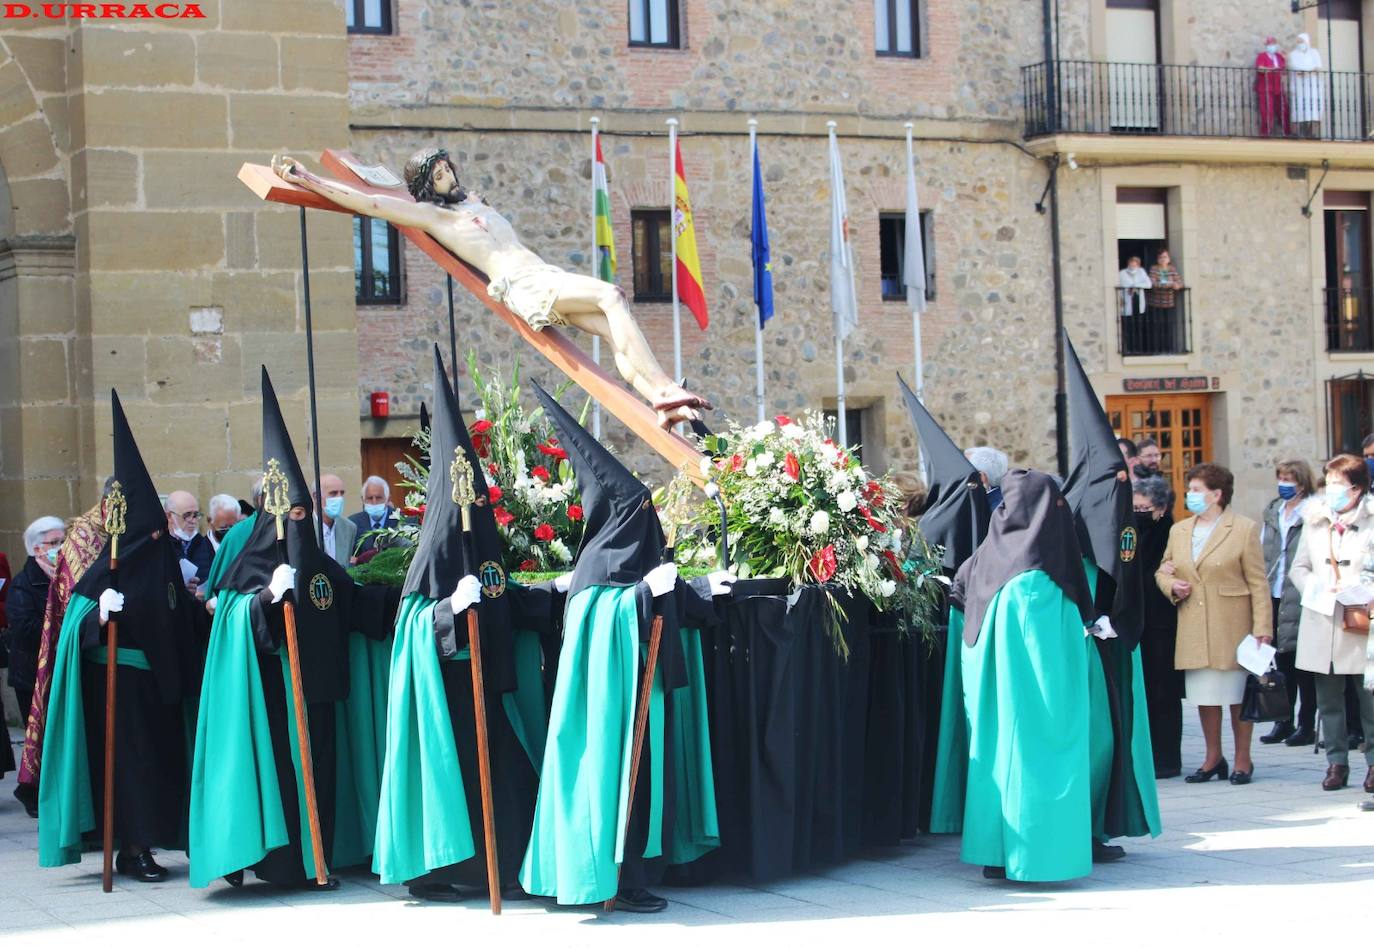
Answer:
[{"xmin": 751, "ymin": 140, "xmax": 774, "ymax": 328}]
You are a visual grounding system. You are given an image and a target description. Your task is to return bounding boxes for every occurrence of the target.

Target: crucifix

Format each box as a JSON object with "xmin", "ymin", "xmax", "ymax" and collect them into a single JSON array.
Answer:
[{"xmin": 237, "ymin": 150, "xmax": 708, "ymax": 480}]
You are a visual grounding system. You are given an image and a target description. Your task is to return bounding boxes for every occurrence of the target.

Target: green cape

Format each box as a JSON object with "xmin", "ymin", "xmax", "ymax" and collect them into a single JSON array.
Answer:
[
  {"xmin": 668, "ymin": 626, "xmax": 719, "ymax": 865},
  {"xmin": 332, "ymin": 629, "xmax": 391, "ymax": 869},
  {"xmin": 519, "ymin": 585, "xmax": 665, "ymax": 905},
  {"xmin": 36, "ymin": 595, "xmax": 98, "ymax": 867}
]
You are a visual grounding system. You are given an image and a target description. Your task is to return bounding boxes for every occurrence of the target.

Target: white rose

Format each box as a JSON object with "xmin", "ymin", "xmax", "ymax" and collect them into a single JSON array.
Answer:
[
  {"xmin": 856, "ymin": 535, "xmax": 869, "ymax": 552},
  {"xmin": 769, "ymin": 507, "xmax": 787, "ymax": 526},
  {"xmin": 810, "ymin": 509, "xmax": 830, "ymax": 535},
  {"xmin": 865, "ymin": 553, "xmax": 881, "ymax": 571},
  {"xmin": 781, "ymin": 423, "xmax": 805, "ymax": 439},
  {"xmin": 756, "ymin": 451, "xmax": 775, "ymax": 469},
  {"xmin": 754, "ymin": 421, "xmax": 776, "ymax": 438},
  {"xmin": 837, "ymin": 490, "xmax": 858, "ymax": 512},
  {"xmin": 745, "ymin": 458, "xmax": 759, "ymax": 477},
  {"xmin": 879, "ymin": 579, "xmax": 898, "ymax": 598},
  {"xmin": 700, "ymin": 456, "xmax": 714, "ymax": 476}
]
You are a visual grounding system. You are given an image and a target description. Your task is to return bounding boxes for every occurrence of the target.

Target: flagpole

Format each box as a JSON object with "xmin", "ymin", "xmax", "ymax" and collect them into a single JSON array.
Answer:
[
  {"xmin": 828, "ymin": 121, "xmax": 849, "ymax": 448},
  {"xmin": 905, "ymin": 122, "xmax": 924, "ymax": 403},
  {"xmin": 590, "ymin": 116, "xmax": 603, "ymax": 439},
  {"xmin": 749, "ymin": 118, "xmax": 766, "ymax": 424},
  {"xmin": 668, "ymin": 118, "xmax": 682, "ymax": 388}
]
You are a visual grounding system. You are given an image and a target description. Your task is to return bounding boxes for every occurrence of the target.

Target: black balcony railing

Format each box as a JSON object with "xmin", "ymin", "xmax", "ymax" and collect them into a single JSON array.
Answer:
[
  {"xmin": 1025, "ymin": 60, "xmax": 1374, "ymax": 141},
  {"xmin": 1325, "ymin": 286, "xmax": 1374, "ymax": 352},
  {"xmin": 1117, "ymin": 287, "xmax": 1191, "ymax": 356}
]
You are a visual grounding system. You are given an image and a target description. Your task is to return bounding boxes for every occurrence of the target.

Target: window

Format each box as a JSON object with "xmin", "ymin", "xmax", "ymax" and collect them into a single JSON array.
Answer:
[
  {"xmin": 346, "ymin": 0, "xmax": 391, "ymax": 35},
  {"xmin": 354, "ymin": 216, "xmax": 403, "ymax": 305},
  {"xmin": 1327, "ymin": 372, "xmax": 1374, "ymax": 456},
  {"xmin": 629, "ymin": 0, "xmax": 680, "ymax": 48},
  {"xmin": 823, "ymin": 408, "xmax": 866, "ymax": 461},
  {"xmin": 879, "ymin": 211, "xmax": 935, "ymax": 302},
  {"xmin": 1323, "ymin": 192, "xmax": 1372, "ymax": 352},
  {"xmin": 632, "ymin": 209, "xmax": 673, "ymax": 302},
  {"xmin": 874, "ymin": 0, "xmax": 919, "ymax": 57}
]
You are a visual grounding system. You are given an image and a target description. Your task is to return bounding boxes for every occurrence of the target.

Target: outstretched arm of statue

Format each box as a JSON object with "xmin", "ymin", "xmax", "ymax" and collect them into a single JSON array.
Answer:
[{"xmin": 272, "ymin": 154, "xmax": 442, "ymax": 231}]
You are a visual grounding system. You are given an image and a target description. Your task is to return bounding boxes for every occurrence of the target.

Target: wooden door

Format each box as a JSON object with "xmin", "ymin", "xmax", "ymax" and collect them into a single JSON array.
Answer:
[
  {"xmin": 359, "ymin": 437, "xmax": 415, "ymax": 499},
  {"xmin": 1106, "ymin": 393, "xmax": 1212, "ymax": 519},
  {"xmin": 1106, "ymin": 0, "xmax": 1160, "ymax": 130}
]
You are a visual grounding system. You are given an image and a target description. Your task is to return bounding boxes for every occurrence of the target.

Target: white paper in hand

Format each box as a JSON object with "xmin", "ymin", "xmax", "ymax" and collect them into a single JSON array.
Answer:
[
  {"xmin": 179, "ymin": 558, "xmax": 198, "ymax": 584},
  {"xmin": 1335, "ymin": 583, "xmax": 1374, "ymax": 607},
  {"xmin": 1236, "ymin": 635, "xmax": 1277, "ymax": 676},
  {"xmin": 1301, "ymin": 581, "xmax": 1338, "ymax": 617}
]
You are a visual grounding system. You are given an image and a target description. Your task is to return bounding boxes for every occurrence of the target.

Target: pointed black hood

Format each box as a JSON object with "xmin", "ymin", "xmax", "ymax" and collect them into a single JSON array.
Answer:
[
  {"xmin": 402, "ymin": 347, "xmax": 510, "ymax": 616},
  {"xmin": 419, "ymin": 401, "xmax": 430, "ymax": 436},
  {"xmin": 1062, "ymin": 332, "xmax": 1143, "ymax": 649},
  {"xmin": 897, "ymin": 374, "xmax": 990, "ymax": 572},
  {"xmin": 75, "ymin": 390, "xmax": 196, "ymax": 700},
  {"xmin": 531, "ymin": 383, "xmax": 665, "ymax": 599},
  {"xmin": 218, "ymin": 366, "xmax": 328, "ymax": 595}
]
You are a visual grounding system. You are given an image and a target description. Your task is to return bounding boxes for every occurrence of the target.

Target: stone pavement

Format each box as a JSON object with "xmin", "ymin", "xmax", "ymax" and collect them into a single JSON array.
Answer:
[{"xmin": 3, "ymin": 710, "xmax": 1374, "ymax": 946}]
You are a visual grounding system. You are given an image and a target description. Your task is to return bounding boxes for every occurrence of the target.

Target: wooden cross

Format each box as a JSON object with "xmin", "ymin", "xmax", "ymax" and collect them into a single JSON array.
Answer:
[{"xmin": 238, "ymin": 151, "xmax": 705, "ymax": 481}]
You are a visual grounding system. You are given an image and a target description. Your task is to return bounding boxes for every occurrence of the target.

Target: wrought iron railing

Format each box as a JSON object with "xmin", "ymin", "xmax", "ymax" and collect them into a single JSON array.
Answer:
[
  {"xmin": 1325, "ymin": 286, "xmax": 1374, "ymax": 352},
  {"xmin": 1025, "ymin": 60, "xmax": 1374, "ymax": 141},
  {"xmin": 1117, "ymin": 287, "xmax": 1191, "ymax": 356}
]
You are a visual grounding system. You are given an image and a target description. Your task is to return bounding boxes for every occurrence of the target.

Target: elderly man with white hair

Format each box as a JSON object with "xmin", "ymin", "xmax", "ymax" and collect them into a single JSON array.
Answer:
[
  {"xmin": 206, "ymin": 494, "xmax": 242, "ymax": 552},
  {"xmin": 965, "ymin": 445, "xmax": 1010, "ymax": 512},
  {"xmin": 5, "ymin": 517, "xmax": 66, "ymax": 758},
  {"xmin": 165, "ymin": 490, "xmax": 214, "ymax": 590},
  {"xmin": 349, "ymin": 474, "xmax": 398, "ymax": 559}
]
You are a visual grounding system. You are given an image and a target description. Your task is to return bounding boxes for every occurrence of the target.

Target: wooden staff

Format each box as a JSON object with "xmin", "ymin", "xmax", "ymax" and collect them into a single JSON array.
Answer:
[
  {"xmin": 451, "ymin": 449, "xmax": 501, "ymax": 915},
  {"xmin": 604, "ymin": 610, "xmax": 666, "ymax": 912},
  {"xmin": 101, "ymin": 482, "xmax": 127, "ymax": 894},
  {"xmin": 263, "ymin": 459, "xmax": 328, "ymax": 886}
]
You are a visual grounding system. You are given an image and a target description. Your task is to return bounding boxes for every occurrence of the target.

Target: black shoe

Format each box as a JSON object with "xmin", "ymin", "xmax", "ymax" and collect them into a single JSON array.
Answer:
[
  {"xmin": 407, "ymin": 882, "xmax": 462, "ymax": 902},
  {"xmin": 501, "ymin": 885, "xmax": 533, "ymax": 902},
  {"xmin": 1155, "ymin": 767, "xmax": 1182, "ymax": 779},
  {"xmin": 1229, "ymin": 768, "xmax": 1253, "ymax": 785},
  {"xmin": 1260, "ymin": 721, "xmax": 1295, "ymax": 744},
  {"xmin": 1092, "ymin": 842, "xmax": 1126, "ymax": 863},
  {"xmin": 223, "ymin": 870, "xmax": 244, "ymax": 888},
  {"xmin": 115, "ymin": 850, "xmax": 168, "ymax": 883},
  {"xmin": 302, "ymin": 877, "xmax": 340, "ymax": 891},
  {"xmin": 1185, "ymin": 758, "xmax": 1229, "ymax": 783},
  {"xmin": 982, "ymin": 866, "xmax": 1007, "ymax": 879},
  {"xmin": 612, "ymin": 888, "xmax": 667, "ymax": 913},
  {"xmin": 13, "ymin": 783, "xmax": 38, "ymax": 819},
  {"xmin": 1285, "ymin": 725, "xmax": 1316, "ymax": 747}
]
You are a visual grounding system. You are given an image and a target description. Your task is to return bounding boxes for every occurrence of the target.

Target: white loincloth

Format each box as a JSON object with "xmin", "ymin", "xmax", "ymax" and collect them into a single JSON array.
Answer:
[{"xmin": 486, "ymin": 265, "xmax": 567, "ymax": 331}]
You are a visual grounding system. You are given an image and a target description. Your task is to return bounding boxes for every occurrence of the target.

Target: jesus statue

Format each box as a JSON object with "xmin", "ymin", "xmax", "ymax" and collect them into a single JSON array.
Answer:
[{"xmin": 271, "ymin": 149, "xmax": 713, "ymax": 428}]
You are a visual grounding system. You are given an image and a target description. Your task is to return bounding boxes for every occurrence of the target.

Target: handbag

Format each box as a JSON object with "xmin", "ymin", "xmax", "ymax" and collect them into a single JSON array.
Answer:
[
  {"xmin": 1240, "ymin": 668, "xmax": 1290, "ymax": 723},
  {"xmin": 1328, "ymin": 529, "xmax": 1371, "ymax": 636}
]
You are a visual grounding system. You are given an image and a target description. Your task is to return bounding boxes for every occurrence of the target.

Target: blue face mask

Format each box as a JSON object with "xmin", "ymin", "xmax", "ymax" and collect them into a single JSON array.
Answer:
[
  {"xmin": 364, "ymin": 502, "xmax": 387, "ymax": 521},
  {"xmin": 1185, "ymin": 491, "xmax": 1209, "ymax": 515},
  {"xmin": 1365, "ymin": 457, "xmax": 1374, "ymax": 481},
  {"xmin": 323, "ymin": 496, "xmax": 345, "ymax": 519},
  {"xmin": 1277, "ymin": 483, "xmax": 1298, "ymax": 501},
  {"xmin": 1327, "ymin": 485, "xmax": 1351, "ymax": 512},
  {"xmin": 45, "ymin": 548, "xmax": 60, "ymax": 566}
]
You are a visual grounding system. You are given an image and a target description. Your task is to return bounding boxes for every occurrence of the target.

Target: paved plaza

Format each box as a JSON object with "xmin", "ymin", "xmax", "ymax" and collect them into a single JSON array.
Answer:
[{"xmin": 3, "ymin": 710, "xmax": 1374, "ymax": 946}]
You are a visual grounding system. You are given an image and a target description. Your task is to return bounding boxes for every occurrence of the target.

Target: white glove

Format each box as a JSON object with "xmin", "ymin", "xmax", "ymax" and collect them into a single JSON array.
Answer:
[
  {"xmin": 644, "ymin": 562, "xmax": 678, "ymax": 598},
  {"xmin": 267, "ymin": 564, "xmax": 297, "ymax": 604},
  {"xmin": 553, "ymin": 572, "xmax": 573, "ymax": 593},
  {"xmin": 98, "ymin": 589, "xmax": 125, "ymax": 624},
  {"xmin": 450, "ymin": 575, "xmax": 482, "ymax": 614},
  {"xmin": 206, "ymin": 596, "xmax": 218, "ymax": 617},
  {"xmin": 707, "ymin": 569, "xmax": 737, "ymax": 597},
  {"xmin": 1087, "ymin": 616, "xmax": 1118, "ymax": 640}
]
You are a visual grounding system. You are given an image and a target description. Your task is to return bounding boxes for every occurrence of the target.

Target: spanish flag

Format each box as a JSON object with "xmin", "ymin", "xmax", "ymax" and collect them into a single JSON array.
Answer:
[{"xmin": 673, "ymin": 142, "xmax": 709, "ymax": 330}]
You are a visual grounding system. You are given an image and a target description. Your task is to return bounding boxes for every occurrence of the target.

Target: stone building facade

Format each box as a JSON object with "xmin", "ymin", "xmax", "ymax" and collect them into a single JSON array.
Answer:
[{"xmin": 3, "ymin": 0, "xmax": 1374, "ymax": 560}]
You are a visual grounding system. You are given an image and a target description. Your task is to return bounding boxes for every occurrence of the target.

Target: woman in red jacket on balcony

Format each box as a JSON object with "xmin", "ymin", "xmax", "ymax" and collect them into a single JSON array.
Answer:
[{"xmin": 1254, "ymin": 37, "xmax": 1289, "ymax": 137}]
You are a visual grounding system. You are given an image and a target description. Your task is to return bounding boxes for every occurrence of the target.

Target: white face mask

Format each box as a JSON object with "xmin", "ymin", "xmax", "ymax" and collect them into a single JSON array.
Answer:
[
  {"xmin": 1266, "ymin": 44, "xmax": 1278, "ymax": 54},
  {"xmin": 170, "ymin": 525, "xmax": 196, "ymax": 542}
]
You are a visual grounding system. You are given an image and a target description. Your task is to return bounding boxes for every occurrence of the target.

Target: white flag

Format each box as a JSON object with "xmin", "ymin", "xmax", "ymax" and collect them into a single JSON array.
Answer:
[
  {"xmin": 903, "ymin": 146, "xmax": 927, "ymax": 315},
  {"xmin": 828, "ymin": 133, "xmax": 859, "ymax": 341}
]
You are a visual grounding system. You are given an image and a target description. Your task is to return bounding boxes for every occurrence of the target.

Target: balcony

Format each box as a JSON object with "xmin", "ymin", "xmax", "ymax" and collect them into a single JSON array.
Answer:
[
  {"xmin": 1325, "ymin": 285, "xmax": 1374, "ymax": 352},
  {"xmin": 1117, "ymin": 287, "xmax": 1192, "ymax": 357},
  {"xmin": 1025, "ymin": 60, "xmax": 1374, "ymax": 142}
]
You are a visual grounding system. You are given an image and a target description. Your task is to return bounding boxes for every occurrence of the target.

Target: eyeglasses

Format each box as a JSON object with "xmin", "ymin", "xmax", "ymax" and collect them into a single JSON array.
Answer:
[{"xmin": 175, "ymin": 510, "xmax": 203, "ymax": 522}]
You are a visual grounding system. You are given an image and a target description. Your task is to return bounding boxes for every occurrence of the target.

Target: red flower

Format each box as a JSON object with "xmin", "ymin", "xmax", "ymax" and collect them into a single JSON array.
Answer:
[
  {"xmin": 730, "ymin": 453, "xmax": 745, "ymax": 472},
  {"xmin": 858, "ymin": 505, "xmax": 888, "ymax": 533},
  {"xmin": 882, "ymin": 549, "xmax": 905, "ymax": 579},
  {"xmin": 493, "ymin": 506, "xmax": 515, "ymax": 527},
  {"xmin": 566, "ymin": 504, "xmax": 584, "ymax": 521},
  {"xmin": 775, "ymin": 414, "xmax": 793, "ymax": 427},
  {"xmin": 533, "ymin": 524, "xmax": 555, "ymax": 542},
  {"xmin": 488, "ymin": 485, "xmax": 503, "ymax": 504},
  {"xmin": 470, "ymin": 419, "xmax": 493, "ymax": 433},
  {"xmin": 401, "ymin": 505, "xmax": 425, "ymax": 521},
  {"xmin": 808, "ymin": 545, "xmax": 838, "ymax": 583},
  {"xmin": 487, "ymin": 462, "xmax": 499, "ymax": 477},
  {"xmin": 537, "ymin": 440, "xmax": 569, "ymax": 461},
  {"xmin": 863, "ymin": 480, "xmax": 886, "ymax": 505},
  {"xmin": 531, "ymin": 465, "xmax": 551, "ymax": 482},
  {"xmin": 472, "ymin": 433, "xmax": 490, "ymax": 458},
  {"xmin": 784, "ymin": 452, "xmax": 800, "ymax": 482},
  {"xmin": 520, "ymin": 559, "xmax": 537, "ymax": 572}
]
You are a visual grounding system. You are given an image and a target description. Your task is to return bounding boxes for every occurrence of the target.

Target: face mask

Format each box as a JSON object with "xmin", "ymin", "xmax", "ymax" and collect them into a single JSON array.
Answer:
[
  {"xmin": 1277, "ymin": 483, "xmax": 1298, "ymax": 501},
  {"xmin": 1185, "ymin": 491, "xmax": 1209, "ymax": 515},
  {"xmin": 45, "ymin": 548, "xmax": 60, "ymax": 566},
  {"xmin": 324, "ymin": 496, "xmax": 346, "ymax": 519},
  {"xmin": 1266, "ymin": 44, "xmax": 1278, "ymax": 54},
  {"xmin": 1327, "ymin": 485, "xmax": 1351, "ymax": 512},
  {"xmin": 212, "ymin": 527, "xmax": 231, "ymax": 542},
  {"xmin": 1134, "ymin": 511, "xmax": 1156, "ymax": 528},
  {"xmin": 1365, "ymin": 457, "xmax": 1374, "ymax": 481},
  {"xmin": 170, "ymin": 525, "xmax": 195, "ymax": 542},
  {"xmin": 364, "ymin": 503, "xmax": 387, "ymax": 521}
]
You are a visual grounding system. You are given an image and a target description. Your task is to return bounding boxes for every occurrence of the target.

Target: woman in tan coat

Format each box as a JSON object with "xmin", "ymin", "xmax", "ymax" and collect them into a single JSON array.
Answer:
[
  {"xmin": 1288, "ymin": 454, "xmax": 1374, "ymax": 793},
  {"xmin": 1156, "ymin": 464, "xmax": 1273, "ymax": 785}
]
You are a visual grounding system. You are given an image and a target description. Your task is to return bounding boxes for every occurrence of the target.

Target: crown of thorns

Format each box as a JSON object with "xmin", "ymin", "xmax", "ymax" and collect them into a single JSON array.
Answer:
[{"xmin": 403, "ymin": 147, "xmax": 452, "ymax": 200}]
